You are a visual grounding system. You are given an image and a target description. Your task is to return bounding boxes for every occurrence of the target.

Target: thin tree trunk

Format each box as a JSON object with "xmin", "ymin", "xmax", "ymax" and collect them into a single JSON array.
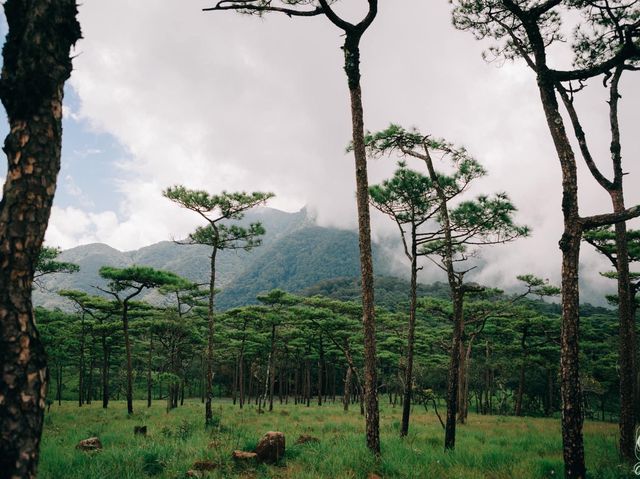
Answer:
[
  {"xmin": 515, "ymin": 362, "xmax": 526, "ymax": 417},
  {"xmin": 122, "ymin": 303, "xmax": 134, "ymax": 415},
  {"xmin": 457, "ymin": 340, "xmax": 466, "ymax": 424},
  {"xmin": 86, "ymin": 349, "xmax": 94, "ymax": 405},
  {"xmin": 612, "ymin": 192, "xmax": 636, "ymax": 462},
  {"xmin": 147, "ymin": 335, "xmax": 153, "ymax": 408},
  {"xmin": 239, "ymin": 356, "xmax": 245, "ymax": 409},
  {"xmin": 545, "ymin": 368, "xmax": 554, "ymax": 416},
  {"xmin": 317, "ymin": 339, "xmax": 323, "ymax": 406},
  {"xmin": 102, "ymin": 332, "xmax": 109, "ymax": 409},
  {"xmin": 306, "ymin": 360, "xmax": 311, "ymax": 408},
  {"xmin": 343, "ymin": 31, "xmax": 380, "ymax": 455},
  {"xmin": 445, "ymin": 292, "xmax": 463, "ymax": 449},
  {"xmin": 205, "ymin": 247, "xmax": 217, "ymax": 426},
  {"xmin": 421, "ymin": 138, "xmax": 463, "ymax": 450},
  {"xmin": 458, "ymin": 341, "xmax": 473, "ymax": 423},
  {"xmin": 401, "ymin": 243, "xmax": 418, "ymax": 437},
  {"xmin": 344, "ymin": 366, "xmax": 352, "ymax": 412},
  {"xmin": 56, "ymin": 365, "xmax": 62, "ymax": 406},
  {"xmin": 78, "ymin": 314, "xmax": 85, "ymax": 407},
  {"xmin": 268, "ymin": 324, "xmax": 276, "ymax": 412},
  {"xmin": 232, "ymin": 355, "xmax": 238, "ymax": 406}
]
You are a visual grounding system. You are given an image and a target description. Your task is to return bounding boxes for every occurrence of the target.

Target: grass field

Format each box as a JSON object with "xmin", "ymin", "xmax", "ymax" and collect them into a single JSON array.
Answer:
[{"xmin": 39, "ymin": 399, "xmax": 633, "ymax": 478}]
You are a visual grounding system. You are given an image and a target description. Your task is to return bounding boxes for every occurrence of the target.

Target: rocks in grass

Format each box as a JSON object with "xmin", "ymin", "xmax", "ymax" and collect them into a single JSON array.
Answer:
[
  {"xmin": 76, "ymin": 437, "xmax": 102, "ymax": 451},
  {"xmin": 254, "ymin": 431, "xmax": 285, "ymax": 464},
  {"xmin": 134, "ymin": 425, "xmax": 147, "ymax": 436},
  {"xmin": 294, "ymin": 434, "xmax": 319, "ymax": 445},
  {"xmin": 232, "ymin": 450, "xmax": 258, "ymax": 462}
]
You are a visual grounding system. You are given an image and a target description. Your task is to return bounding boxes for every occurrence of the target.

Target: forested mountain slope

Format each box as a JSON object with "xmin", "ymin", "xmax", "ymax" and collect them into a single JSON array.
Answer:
[{"xmin": 34, "ymin": 207, "xmax": 393, "ymax": 310}]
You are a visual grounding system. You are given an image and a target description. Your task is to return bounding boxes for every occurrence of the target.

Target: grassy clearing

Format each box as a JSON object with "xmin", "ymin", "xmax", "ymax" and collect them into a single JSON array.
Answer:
[{"xmin": 40, "ymin": 399, "xmax": 631, "ymax": 478}]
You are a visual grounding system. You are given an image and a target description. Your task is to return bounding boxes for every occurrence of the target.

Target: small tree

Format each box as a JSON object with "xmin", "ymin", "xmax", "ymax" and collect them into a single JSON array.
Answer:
[
  {"xmin": 163, "ymin": 186, "xmax": 272, "ymax": 426},
  {"xmin": 369, "ymin": 162, "xmax": 439, "ymax": 436},
  {"xmin": 58, "ymin": 291, "xmax": 119, "ymax": 409},
  {"xmin": 97, "ymin": 266, "xmax": 188, "ymax": 414},
  {"xmin": 365, "ymin": 124, "xmax": 528, "ymax": 450}
]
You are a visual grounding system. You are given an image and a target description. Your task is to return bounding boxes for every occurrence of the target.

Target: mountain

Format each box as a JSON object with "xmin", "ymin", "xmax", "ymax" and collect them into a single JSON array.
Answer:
[
  {"xmin": 34, "ymin": 206, "xmax": 613, "ymax": 310},
  {"xmin": 34, "ymin": 207, "xmax": 394, "ymax": 310}
]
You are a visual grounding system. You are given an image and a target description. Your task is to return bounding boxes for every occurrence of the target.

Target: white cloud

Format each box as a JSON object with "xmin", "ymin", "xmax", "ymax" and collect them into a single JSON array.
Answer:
[{"xmin": 42, "ymin": 0, "xmax": 639, "ymax": 296}]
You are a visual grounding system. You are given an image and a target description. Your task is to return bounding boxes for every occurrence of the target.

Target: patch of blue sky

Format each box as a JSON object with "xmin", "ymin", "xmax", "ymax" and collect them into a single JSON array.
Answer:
[
  {"xmin": 0, "ymin": 11, "xmax": 130, "ymax": 219},
  {"xmin": 0, "ymin": 84, "xmax": 130, "ymax": 217}
]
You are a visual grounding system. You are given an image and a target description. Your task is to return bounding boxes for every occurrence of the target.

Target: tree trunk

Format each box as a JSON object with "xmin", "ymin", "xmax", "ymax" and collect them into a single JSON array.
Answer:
[
  {"xmin": 122, "ymin": 303, "xmax": 134, "ymax": 415},
  {"xmin": 102, "ymin": 331, "xmax": 109, "ymax": 409},
  {"xmin": 421, "ymin": 136, "xmax": 463, "ymax": 450},
  {"xmin": 0, "ymin": 1, "xmax": 80, "ymax": 476},
  {"xmin": 56, "ymin": 364, "xmax": 62, "ymax": 406},
  {"xmin": 545, "ymin": 368, "xmax": 554, "ymax": 416},
  {"xmin": 268, "ymin": 324, "xmax": 276, "ymax": 412},
  {"xmin": 239, "ymin": 356, "xmax": 245, "ymax": 409},
  {"xmin": 537, "ymin": 73, "xmax": 586, "ymax": 478},
  {"xmin": 232, "ymin": 355, "xmax": 238, "ymax": 406},
  {"xmin": 458, "ymin": 341, "xmax": 473, "ymax": 423},
  {"xmin": 445, "ymin": 291, "xmax": 463, "ymax": 450},
  {"xmin": 515, "ymin": 361, "xmax": 526, "ymax": 417},
  {"xmin": 343, "ymin": 31, "xmax": 380, "ymax": 456},
  {"xmin": 305, "ymin": 360, "xmax": 311, "ymax": 408},
  {"xmin": 78, "ymin": 314, "xmax": 85, "ymax": 407},
  {"xmin": 344, "ymin": 366, "xmax": 352, "ymax": 412},
  {"xmin": 147, "ymin": 335, "xmax": 153, "ymax": 408},
  {"xmin": 611, "ymin": 192, "xmax": 636, "ymax": 462},
  {"xmin": 86, "ymin": 349, "xmax": 94, "ymax": 405},
  {"xmin": 401, "ymin": 243, "xmax": 418, "ymax": 437},
  {"xmin": 205, "ymin": 246, "xmax": 217, "ymax": 426},
  {"xmin": 317, "ymin": 339, "xmax": 323, "ymax": 406}
]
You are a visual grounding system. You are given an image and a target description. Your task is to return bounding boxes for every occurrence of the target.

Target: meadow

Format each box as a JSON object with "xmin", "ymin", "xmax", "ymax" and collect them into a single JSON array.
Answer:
[{"xmin": 39, "ymin": 399, "xmax": 631, "ymax": 479}]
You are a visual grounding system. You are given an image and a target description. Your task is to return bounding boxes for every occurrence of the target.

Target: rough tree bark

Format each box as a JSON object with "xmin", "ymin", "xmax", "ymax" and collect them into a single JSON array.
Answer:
[
  {"xmin": 344, "ymin": 29, "xmax": 381, "ymax": 455},
  {"xmin": 0, "ymin": 1, "xmax": 80, "ymax": 477}
]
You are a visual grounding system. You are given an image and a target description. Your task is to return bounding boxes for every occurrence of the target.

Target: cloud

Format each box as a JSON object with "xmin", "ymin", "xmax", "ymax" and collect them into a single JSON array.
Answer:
[{"xmin": 42, "ymin": 0, "xmax": 639, "ymax": 297}]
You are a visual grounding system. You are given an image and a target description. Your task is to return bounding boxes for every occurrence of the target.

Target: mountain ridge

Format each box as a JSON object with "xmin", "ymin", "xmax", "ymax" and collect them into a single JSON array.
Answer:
[{"xmin": 34, "ymin": 207, "xmax": 394, "ymax": 310}]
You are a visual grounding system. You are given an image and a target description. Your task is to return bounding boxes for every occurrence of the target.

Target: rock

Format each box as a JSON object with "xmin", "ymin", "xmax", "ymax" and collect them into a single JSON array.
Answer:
[
  {"xmin": 294, "ymin": 434, "xmax": 319, "ymax": 445},
  {"xmin": 76, "ymin": 437, "xmax": 102, "ymax": 451},
  {"xmin": 185, "ymin": 470, "xmax": 201, "ymax": 478},
  {"xmin": 192, "ymin": 460, "xmax": 217, "ymax": 471},
  {"xmin": 232, "ymin": 450, "xmax": 257, "ymax": 462},
  {"xmin": 134, "ymin": 425, "xmax": 147, "ymax": 436},
  {"xmin": 254, "ymin": 431, "xmax": 285, "ymax": 464}
]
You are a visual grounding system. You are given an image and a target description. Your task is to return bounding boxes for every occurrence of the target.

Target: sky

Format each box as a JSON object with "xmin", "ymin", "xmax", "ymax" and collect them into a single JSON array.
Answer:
[{"xmin": 0, "ymin": 0, "xmax": 638, "ymax": 296}]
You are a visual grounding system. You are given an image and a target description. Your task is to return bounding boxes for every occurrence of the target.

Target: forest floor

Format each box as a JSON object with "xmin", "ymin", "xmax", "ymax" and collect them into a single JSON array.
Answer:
[{"xmin": 39, "ymin": 399, "xmax": 630, "ymax": 479}]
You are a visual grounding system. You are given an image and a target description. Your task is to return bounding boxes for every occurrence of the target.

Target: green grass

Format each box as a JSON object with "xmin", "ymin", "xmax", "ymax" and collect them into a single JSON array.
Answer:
[{"xmin": 39, "ymin": 399, "xmax": 632, "ymax": 478}]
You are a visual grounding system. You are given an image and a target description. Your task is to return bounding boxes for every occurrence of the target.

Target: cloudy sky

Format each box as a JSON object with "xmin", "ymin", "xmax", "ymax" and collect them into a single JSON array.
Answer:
[{"xmin": 0, "ymin": 0, "xmax": 638, "ymax": 295}]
